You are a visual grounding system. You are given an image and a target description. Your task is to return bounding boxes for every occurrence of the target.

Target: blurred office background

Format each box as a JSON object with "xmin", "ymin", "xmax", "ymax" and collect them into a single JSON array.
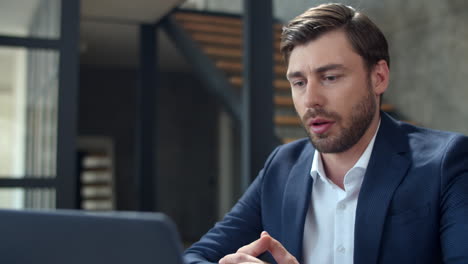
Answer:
[{"xmin": 1, "ymin": 0, "xmax": 467, "ymax": 244}]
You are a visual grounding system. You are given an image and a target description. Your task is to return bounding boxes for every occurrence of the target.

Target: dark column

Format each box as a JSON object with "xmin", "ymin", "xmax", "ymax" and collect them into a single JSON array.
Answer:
[
  {"xmin": 241, "ymin": 0, "xmax": 275, "ymax": 190},
  {"xmin": 56, "ymin": 0, "xmax": 80, "ymax": 208},
  {"xmin": 136, "ymin": 24, "xmax": 158, "ymax": 211}
]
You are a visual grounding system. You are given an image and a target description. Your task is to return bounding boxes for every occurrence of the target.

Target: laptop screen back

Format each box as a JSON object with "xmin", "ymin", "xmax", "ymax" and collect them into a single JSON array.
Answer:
[{"xmin": 0, "ymin": 209, "xmax": 184, "ymax": 264}]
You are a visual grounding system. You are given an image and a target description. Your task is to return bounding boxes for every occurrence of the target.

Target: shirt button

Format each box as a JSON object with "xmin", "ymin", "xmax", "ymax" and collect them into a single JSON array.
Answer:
[
  {"xmin": 338, "ymin": 203, "xmax": 346, "ymax": 210},
  {"xmin": 337, "ymin": 245, "xmax": 346, "ymax": 253}
]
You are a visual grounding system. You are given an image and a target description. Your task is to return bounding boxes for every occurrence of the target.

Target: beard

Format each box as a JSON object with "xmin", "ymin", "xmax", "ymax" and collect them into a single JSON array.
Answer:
[{"xmin": 302, "ymin": 83, "xmax": 377, "ymax": 153}]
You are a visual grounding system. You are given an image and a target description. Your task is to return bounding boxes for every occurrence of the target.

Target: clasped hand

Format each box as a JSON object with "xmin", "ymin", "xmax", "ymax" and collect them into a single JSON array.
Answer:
[{"xmin": 219, "ymin": 231, "xmax": 299, "ymax": 264}]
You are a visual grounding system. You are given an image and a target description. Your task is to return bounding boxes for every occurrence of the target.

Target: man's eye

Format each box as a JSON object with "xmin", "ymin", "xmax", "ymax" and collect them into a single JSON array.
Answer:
[
  {"xmin": 324, "ymin": 75, "xmax": 337, "ymax": 81},
  {"xmin": 292, "ymin": 80, "xmax": 305, "ymax": 87}
]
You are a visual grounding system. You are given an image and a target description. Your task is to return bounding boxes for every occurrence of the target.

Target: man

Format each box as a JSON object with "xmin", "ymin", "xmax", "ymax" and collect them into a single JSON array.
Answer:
[{"xmin": 184, "ymin": 3, "xmax": 468, "ymax": 264}]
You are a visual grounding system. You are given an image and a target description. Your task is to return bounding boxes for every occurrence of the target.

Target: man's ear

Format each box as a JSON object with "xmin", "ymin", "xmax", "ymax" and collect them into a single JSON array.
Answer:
[{"xmin": 371, "ymin": 60, "xmax": 390, "ymax": 96}]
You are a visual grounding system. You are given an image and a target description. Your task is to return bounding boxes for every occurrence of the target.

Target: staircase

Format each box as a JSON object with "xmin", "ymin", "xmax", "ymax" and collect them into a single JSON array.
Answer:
[{"xmin": 173, "ymin": 10, "xmax": 399, "ymax": 144}]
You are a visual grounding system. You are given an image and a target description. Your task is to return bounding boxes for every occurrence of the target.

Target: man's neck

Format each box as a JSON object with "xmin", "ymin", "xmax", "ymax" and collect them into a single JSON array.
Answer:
[{"xmin": 321, "ymin": 113, "xmax": 381, "ymax": 189}]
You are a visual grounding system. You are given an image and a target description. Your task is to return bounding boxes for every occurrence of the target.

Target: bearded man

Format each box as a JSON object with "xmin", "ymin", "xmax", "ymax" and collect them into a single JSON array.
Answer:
[{"xmin": 184, "ymin": 3, "xmax": 468, "ymax": 264}]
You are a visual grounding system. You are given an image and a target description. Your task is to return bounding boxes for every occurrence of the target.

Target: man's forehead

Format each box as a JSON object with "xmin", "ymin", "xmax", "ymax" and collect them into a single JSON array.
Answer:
[
  {"xmin": 286, "ymin": 31, "xmax": 363, "ymax": 77},
  {"xmin": 290, "ymin": 29, "xmax": 356, "ymax": 55}
]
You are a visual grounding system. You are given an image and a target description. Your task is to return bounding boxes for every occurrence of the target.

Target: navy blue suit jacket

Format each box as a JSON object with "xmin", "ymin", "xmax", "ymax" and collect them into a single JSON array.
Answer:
[{"xmin": 184, "ymin": 113, "xmax": 468, "ymax": 263}]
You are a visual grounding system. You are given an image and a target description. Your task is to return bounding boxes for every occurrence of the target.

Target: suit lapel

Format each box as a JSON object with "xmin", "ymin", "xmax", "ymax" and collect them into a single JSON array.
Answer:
[
  {"xmin": 281, "ymin": 144, "xmax": 314, "ymax": 261},
  {"xmin": 354, "ymin": 113, "xmax": 411, "ymax": 263}
]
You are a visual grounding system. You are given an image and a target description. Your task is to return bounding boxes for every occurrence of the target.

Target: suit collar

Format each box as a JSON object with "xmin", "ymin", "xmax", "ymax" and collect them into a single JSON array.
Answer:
[
  {"xmin": 279, "ymin": 113, "xmax": 410, "ymax": 262},
  {"xmin": 354, "ymin": 112, "xmax": 411, "ymax": 263},
  {"xmin": 281, "ymin": 142, "xmax": 314, "ymax": 261}
]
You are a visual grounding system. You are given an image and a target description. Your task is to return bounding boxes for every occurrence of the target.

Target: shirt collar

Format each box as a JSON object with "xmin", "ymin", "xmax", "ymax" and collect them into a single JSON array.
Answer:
[{"xmin": 310, "ymin": 119, "xmax": 381, "ymax": 182}]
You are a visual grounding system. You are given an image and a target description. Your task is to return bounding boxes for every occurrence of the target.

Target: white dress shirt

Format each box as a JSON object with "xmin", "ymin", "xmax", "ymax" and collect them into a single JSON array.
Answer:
[{"xmin": 303, "ymin": 122, "xmax": 380, "ymax": 264}]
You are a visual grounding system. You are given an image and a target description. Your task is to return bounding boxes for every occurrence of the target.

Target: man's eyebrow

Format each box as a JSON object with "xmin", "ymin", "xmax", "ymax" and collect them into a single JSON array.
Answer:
[
  {"xmin": 315, "ymin": 64, "xmax": 346, "ymax": 73},
  {"xmin": 286, "ymin": 64, "xmax": 347, "ymax": 80},
  {"xmin": 286, "ymin": 71, "xmax": 304, "ymax": 81}
]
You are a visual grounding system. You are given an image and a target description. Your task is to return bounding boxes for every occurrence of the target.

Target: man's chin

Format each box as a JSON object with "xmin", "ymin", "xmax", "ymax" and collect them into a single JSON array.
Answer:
[
  {"xmin": 309, "ymin": 135, "xmax": 353, "ymax": 154},
  {"xmin": 309, "ymin": 136, "xmax": 331, "ymax": 152}
]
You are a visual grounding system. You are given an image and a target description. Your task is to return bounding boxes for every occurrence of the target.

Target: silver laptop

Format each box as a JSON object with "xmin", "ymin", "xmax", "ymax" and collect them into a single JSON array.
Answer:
[{"xmin": 0, "ymin": 209, "xmax": 185, "ymax": 264}]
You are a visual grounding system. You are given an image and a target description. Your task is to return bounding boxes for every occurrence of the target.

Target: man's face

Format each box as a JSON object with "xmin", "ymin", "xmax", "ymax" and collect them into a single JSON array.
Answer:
[{"xmin": 286, "ymin": 30, "xmax": 378, "ymax": 153}]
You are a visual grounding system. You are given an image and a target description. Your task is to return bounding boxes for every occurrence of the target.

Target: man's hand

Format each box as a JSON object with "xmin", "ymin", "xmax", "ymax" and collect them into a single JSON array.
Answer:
[{"xmin": 219, "ymin": 231, "xmax": 299, "ymax": 264}]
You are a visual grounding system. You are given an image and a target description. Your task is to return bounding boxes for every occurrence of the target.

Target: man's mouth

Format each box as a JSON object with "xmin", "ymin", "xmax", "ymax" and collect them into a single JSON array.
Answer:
[{"xmin": 308, "ymin": 118, "xmax": 335, "ymax": 134}]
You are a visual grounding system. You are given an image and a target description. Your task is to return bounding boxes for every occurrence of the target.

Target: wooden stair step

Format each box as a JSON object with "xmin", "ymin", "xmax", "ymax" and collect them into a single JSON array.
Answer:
[
  {"xmin": 179, "ymin": 22, "xmax": 243, "ymax": 36},
  {"xmin": 275, "ymin": 79, "xmax": 290, "ymax": 90},
  {"xmin": 203, "ymin": 46, "xmax": 242, "ymax": 58},
  {"xmin": 174, "ymin": 12, "xmax": 243, "ymax": 26},
  {"xmin": 275, "ymin": 115, "xmax": 301, "ymax": 126},
  {"xmin": 216, "ymin": 61, "xmax": 240, "ymax": 72},
  {"xmin": 275, "ymin": 48, "xmax": 283, "ymax": 59},
  {"xmin": 217, "ymin": 61, "xmax": 286, "ymax": 75},
  {"xmin": 190, "ymin": 32, "xmax": 242, "ymax": 47},
  {"xmin": 229, "ymin": 76, "xmax": 290, "ymax": 91},
  {"xmin": 282, "ymin": 137, "xmax": 302, "ymax": 144},
  {"xmin": 175, "ymin": 12, "xmax": 284, "ymax": 31},
  {"xmin": 274, "ymin": 23, "xmax": 283, "ymax": 31},
  {"xmin": 193, "ymin": 38, "xmax": 282, "ymax": 56},
  {"xmin": 202, "ymin": 45, "xmax": 283, "ymax": 61},
  {"xmin": 274, "ymin": 96, "xmax": 294, "ymax": 107},
  {"xmin": 187, "ymin": 34, "xmax": 284, "ymax": 60},
  {"xmin": 188, "ymin": 32, "xmax": 283, "ymax": 59},
  {"xmin": 178, "ymin": 21, "xmax": 283, "ymax": 39},
  {"xmin": 174, "ymin": 12, "xmax": 283, "ymax": 30}
]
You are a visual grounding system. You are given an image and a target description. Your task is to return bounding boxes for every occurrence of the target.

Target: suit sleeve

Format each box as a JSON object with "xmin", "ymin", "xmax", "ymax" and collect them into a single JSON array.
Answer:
[
  {"xmin": 183, "ymin": 146, "xmax": 281, "ymax": 264},
  {"xmin": 440, "ymin": 135, "xmax": 468, "ymax": 263}
]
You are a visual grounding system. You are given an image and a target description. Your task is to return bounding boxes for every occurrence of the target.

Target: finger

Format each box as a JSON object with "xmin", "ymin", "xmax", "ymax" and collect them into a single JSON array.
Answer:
[
  {"xmin": 236, "ymin": 235, "xmax": 270, "ymax": 256},
  {"xmin": 219, "ymin": 252, "xmax": 265, "ymax": 264},
  {"xmin": 264, "ymin": 235, "xmax": 299, "ymax": 264}
]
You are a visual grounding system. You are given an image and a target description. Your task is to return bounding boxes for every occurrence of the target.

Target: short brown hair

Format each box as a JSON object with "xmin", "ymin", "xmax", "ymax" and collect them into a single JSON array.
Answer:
[{"xmin": 280, "ymin": 3, "xmax": 389, "ymax": 71}]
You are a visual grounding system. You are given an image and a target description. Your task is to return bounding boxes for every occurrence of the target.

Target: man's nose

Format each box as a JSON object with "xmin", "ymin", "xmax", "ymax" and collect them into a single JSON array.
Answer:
[{"xmin": 303, "ymin": 81, "xmax": 325, "ymax": 108}]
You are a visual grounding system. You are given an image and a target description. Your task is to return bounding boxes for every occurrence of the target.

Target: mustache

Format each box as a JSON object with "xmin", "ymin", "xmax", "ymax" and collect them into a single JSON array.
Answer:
[{"xmin": 302, "ymin": 107, "xmax": 341, "ymax": 122}]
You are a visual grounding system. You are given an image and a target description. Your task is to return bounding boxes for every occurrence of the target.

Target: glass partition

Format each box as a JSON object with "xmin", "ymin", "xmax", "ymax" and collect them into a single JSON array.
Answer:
[
  {"xmin": 0, "ymin": 0, "xmax": 61, "ymax": 39},
  {"xmin": 0, "ymin": 46, "xmax": 59, "ymax": 209},
  {"xmin": 0, "ymin": 188, "xmax": 55, "ymax": 209}
]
